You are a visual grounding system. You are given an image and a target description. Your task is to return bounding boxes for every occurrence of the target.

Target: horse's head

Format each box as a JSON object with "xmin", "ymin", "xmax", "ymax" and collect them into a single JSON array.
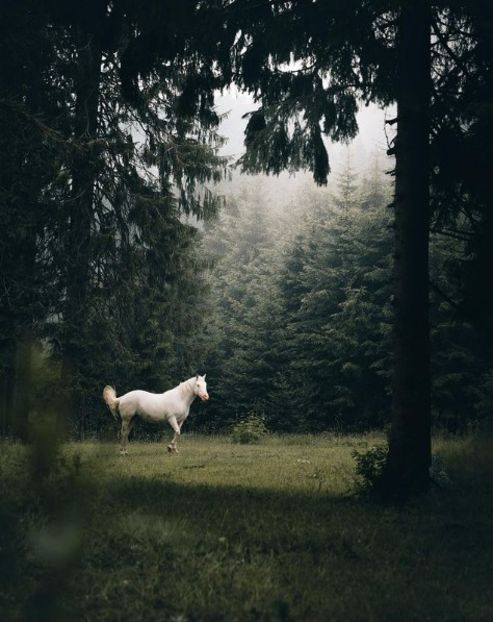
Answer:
[{"xmin": 194, "ymin": 374, "xmax": 209, "ymax": 401}]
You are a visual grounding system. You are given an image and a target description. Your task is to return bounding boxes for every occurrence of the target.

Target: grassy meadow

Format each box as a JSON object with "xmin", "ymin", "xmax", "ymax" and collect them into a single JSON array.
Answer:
[{"xmin": 1, "ymin": 433, "xmax": 492, "ymax": 621}]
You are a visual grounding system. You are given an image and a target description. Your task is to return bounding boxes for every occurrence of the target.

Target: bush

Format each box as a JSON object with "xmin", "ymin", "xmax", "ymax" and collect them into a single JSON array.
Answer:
[
  {"xmin": 352, "ymin": 444, "xmax": 388, "ymax": 492},
  {"xmin": 231, "ymin": 414, "xmax": 268, "ymax": 444}
]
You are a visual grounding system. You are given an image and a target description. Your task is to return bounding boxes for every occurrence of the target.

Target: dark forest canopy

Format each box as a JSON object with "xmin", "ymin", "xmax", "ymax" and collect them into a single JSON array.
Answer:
[
  {"xmin": 0, "ymin": 0, "xmax": 227, "ymax": 438},
  {"xmin": 0, "ymin": 0, "xmax": 492, "ymax": 496}
]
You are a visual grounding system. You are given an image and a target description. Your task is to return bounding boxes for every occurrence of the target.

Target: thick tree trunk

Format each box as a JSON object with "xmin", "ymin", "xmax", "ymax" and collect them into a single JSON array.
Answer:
[
  {"xmin": 0, "ymin": 350, "xmax": 15, "ymax": 437},
  {"xmin": 0, "ymin": 96, "xmax": 40, "ymax": 442},
  {"xmin": 383, "ymin": 0, "xmax": 432, "ymax": 497},
  {"xmin": 61, "ymin": 26, "xmax": 102, "ymax": 435},
  {"xmin": 11, "ymin": 332, "xmax": 33, "ymax": 441},
  {"xmin": 0, "ymin": 233, "xmax": 37, "ymax": 441}
]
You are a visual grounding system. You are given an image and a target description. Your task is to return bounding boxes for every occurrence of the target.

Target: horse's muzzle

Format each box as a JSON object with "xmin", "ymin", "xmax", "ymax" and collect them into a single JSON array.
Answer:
[{"xmin": 200, "ymin": 393, "xmax": 209, "ymax": 401}]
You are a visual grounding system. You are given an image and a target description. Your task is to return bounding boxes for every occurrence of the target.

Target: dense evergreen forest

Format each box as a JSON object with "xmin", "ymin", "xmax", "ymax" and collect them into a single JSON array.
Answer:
[
  {"xmin": 200, "ymin": 161, "xmax": 492, "ymax": 435},
  {"xmin": 1, "ymin": 0, "xmax": 492, "ymax": 496},
  {"xmin": 0, "ymin": 0, "xmax": 226, "ymax": 440}
]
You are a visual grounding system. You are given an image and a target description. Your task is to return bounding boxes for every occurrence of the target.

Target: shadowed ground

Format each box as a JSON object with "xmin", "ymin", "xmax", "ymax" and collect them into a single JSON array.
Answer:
[{"xmin": 1, "ymin": 434, "xmax": 492, "ymax": 621}]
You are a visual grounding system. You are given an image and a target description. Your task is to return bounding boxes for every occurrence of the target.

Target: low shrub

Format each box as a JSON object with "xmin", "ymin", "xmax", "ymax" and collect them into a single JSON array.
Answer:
[
  {"xmin": 352, "ymin": 444, "xmax": 388, "ymax": 492},
  {"xmin": 231, "ymin": 414, "xmax": 268, "ymax": 444}
]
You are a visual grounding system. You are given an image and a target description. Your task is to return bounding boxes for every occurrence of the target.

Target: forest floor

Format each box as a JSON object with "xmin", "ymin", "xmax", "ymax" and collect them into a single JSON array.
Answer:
[{"xmin": 1, "ymin": 433, "xmax": 492, "ymax": 622}]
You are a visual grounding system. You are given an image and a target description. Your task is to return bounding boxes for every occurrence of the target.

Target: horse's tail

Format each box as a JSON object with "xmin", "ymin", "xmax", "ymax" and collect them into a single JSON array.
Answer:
[{"xmin": 103, "ymin": 385, "xmax": 120, "ymax": 420}]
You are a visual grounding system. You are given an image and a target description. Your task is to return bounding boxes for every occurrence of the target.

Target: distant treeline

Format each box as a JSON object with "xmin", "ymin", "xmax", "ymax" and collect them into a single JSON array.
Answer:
[{"xmin": 199, "ymin": 163, "xmax": 493, "ymax": 434}]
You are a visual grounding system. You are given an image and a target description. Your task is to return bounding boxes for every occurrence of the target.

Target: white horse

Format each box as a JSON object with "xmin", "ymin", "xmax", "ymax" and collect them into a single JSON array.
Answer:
[{"xmin": 102, "ymin": 374, "xmax": 209, "ymax": 454}]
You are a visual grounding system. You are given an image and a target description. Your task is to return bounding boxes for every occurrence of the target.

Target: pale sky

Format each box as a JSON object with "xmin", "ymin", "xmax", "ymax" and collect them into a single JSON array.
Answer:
[{"xmin": 215, "ymin": 87, "xmax": 395, "ymax": 172}]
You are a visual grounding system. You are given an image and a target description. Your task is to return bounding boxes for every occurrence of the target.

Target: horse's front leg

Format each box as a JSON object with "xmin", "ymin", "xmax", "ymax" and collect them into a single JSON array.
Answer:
[{"xmin": 167, "ymin": 416, "xmax": 180, "ymax": 454}]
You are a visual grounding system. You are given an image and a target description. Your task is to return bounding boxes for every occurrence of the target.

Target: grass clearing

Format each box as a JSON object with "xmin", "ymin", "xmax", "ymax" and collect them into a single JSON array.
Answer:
[{"xmin": 1, "ymin": 433, "xmax": 492, "ymax": 621}]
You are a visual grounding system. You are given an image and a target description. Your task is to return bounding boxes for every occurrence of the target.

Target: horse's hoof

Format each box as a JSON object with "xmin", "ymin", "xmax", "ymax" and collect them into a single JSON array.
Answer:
[{"xmin": 167, "ymin": 445, "xmax": 174, "ymax": 453}]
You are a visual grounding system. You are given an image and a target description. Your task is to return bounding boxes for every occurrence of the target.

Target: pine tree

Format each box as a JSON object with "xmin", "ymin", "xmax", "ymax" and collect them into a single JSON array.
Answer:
[
  {"xmin": 0, "ymin": 1, "xmax": 227, "ymax": 438},
  {"xmin": 272, "ymin": 163, "xmax": 393, "ymax": 432},
  {"xmin": 0, "ymin": 0, "xmax": 69, "ymax": 438},
  {"xmin": 381, "ymin": 0, "xmax": 432, "ymax": 497}
]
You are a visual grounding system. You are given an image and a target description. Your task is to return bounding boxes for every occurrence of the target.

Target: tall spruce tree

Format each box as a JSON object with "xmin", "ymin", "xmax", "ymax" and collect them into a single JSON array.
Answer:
[
  {"xmin": 381, "ymin": 0, "xmax": 432, "ymax": 496},
  {"xmin": 271, "ymin": 162, "xmax": 393, "ymax": 431},
  {"xmin": 0, "ymin": 0, "xmax": 227, "ymax": 438},
  {"xmin": 0, "ymin": 0, "xmax": 69, "ymax": 438}
]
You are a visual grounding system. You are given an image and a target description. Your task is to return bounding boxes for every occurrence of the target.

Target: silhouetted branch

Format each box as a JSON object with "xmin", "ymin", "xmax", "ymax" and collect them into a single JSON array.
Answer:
[{"xmin": 429, "ymin": 280, "xmax": 460, "ymax": 310}]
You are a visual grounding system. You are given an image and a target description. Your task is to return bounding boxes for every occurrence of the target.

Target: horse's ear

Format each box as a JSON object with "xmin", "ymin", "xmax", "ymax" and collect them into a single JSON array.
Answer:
[
  {"xmin": 195, "ymin": 373, "xmax": 199, "ymax": 379},
  {"xmin": 203, "ymin": 373, "xmax": 206, "ymax": 380}
]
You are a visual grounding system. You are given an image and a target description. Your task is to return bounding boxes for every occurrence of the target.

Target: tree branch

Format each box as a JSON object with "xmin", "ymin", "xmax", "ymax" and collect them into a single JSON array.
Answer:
[{"xmin": 429, "ymin": 280, "xmax": 460, "ymax": 310}]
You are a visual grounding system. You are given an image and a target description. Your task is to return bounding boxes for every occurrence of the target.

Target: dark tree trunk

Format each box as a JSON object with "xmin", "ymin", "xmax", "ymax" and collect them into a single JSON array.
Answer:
[
  {"xmin": 0, "ymin": 120, "xmax": 38, "ymax": 440},
  {"xmin": 0, "ymin": 350, "xmax": 15, "ymax": 437},
  {"xmin": 61, "ymin": 25, "xmax": 102, "ymax": 435},
  {"xmin": 0, "ymin": 229, "xmax": 37, "ymax": 440},
  {"xmin": 11, "ymin": 332, "xmax": 34, "ymax": 441},
  {"xmin": 11, "ymin": 200, "xmax": 38, "ymax": 441},
  {"xmin": 383, "ymin": 0, "xmax": 432, "ymax": 497}
]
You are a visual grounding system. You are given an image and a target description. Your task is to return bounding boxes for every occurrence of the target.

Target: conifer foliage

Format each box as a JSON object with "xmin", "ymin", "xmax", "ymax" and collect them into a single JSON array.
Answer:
[
  {"xmin": 0, "ymin": 0, "xmax": 225, "ymax": 438},
  {"xmin": 202, "ymin": 161, "xmax": 490, "ymax": 437},
  {"xmin": 203, "ymin": 162, "xmax": 395, "ymax": 433}
]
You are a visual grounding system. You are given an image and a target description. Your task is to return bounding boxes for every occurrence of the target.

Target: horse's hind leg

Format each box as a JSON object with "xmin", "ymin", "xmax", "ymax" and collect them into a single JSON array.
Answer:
[
  {"xmin": 120, "ymin": 417, "xmax": 134, "ymax": 455},
  {"xmin": 167, "ymin": 416, "xmax": 180, "ymax": 454}
]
